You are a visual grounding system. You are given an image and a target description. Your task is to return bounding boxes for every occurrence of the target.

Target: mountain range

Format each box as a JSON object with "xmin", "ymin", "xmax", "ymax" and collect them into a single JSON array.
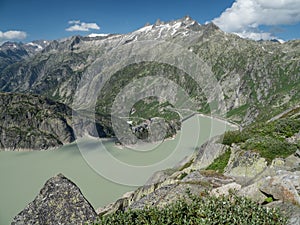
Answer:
[{"xmin": 0, "ymin": 16, "xmax": 299, "ymax": 150}]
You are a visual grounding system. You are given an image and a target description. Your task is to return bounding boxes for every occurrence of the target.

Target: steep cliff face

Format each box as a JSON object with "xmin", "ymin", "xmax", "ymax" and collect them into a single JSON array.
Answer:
[
  {"xmin": 11, "ymin": 173, "xmax": 97, "ymax": 225},
  {"xmin": 0, "ymin": 92, "xmax": 75, "ymax": 150}
]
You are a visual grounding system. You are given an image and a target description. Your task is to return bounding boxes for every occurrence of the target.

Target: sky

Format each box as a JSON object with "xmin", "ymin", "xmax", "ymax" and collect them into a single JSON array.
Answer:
[{"xmin": 0, "ymin": 0, "xmax": 300, "ymax": 44}]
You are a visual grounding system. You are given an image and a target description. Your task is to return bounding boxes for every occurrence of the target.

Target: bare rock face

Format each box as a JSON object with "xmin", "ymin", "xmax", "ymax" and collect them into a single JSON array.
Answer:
[
  {"xmin": 267, "ymin": 201, "xmax": 300, "ymax": 225},
  {"xmin": 191, "ymin": 140, "xmax": 227, "ymax": 170},
  {"xmin": 11, "ymin": 174, "xmax": 97, "ymax": 225},
  {"xmin": 224, "ymin": 147, "xmax": 268, "ymax": 185},
  {"xmin": 0, "ymin": 92, "xmax": 75, "ymax": 150},
  {"xmin": 259, "ymin": 171, "xmax": 300, "ymax": 205}
]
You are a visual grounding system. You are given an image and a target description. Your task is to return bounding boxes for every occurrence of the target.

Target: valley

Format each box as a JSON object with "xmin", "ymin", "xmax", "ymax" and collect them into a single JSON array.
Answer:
[{"xmin": 0, "ymin": 15, "xmax": 299, "ymax": 225}]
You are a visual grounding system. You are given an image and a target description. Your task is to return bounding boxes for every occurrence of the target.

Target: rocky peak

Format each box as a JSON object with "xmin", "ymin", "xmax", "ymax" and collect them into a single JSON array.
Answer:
[
  {"xmin": 179, "ymin": 15, "xmax": 198, "ymax": 24},
  {"xmin": 0, "ymin": 41, "xmax": 23, "ymax": 50},
  {"xmin": 154, "ymin": 18, "xmax": 164, "ymax": 26},
  {"xmin": 152, "ymin": 16, "xmax": 201, "ymax": 31},
  {"xmin": 0, "ymin": 42, "xmax": 28, "ymax": 58},
  {"xmin": 69, "ymin": 35, "xmax": 82, "ymax": 51},
  {"xmin": 203, "ymin": 22, "xmax": 220, "ymax": 31},
  {"xmin": 11, "ymin": 173, "xmax": 97, "ymax": 225},
  {"xmin": 0, "ymin": 40, "xmax": 49, "ymax": 56}
]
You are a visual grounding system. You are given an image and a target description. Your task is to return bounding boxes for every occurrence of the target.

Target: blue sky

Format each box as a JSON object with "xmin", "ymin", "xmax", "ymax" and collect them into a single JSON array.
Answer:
[{"xmin": 0, "ymin": 0, "xmax": 300, "ymax": 43}]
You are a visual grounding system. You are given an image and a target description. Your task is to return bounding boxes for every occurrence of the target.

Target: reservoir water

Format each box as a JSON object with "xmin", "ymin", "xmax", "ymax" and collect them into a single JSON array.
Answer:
[{"xmin": 0, "ymin": 115, "xmax": 235, "ymax": 224}]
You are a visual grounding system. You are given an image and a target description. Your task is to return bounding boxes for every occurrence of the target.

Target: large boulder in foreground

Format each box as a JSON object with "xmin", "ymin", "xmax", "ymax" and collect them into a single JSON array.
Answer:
[{"xmin": 11, "ymin": 174, "xmax": 97, "ymax": 225}]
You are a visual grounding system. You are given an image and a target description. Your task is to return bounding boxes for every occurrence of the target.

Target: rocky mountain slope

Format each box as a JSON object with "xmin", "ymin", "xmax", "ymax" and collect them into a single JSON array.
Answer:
[
  {"xmin": 0, "ymin": 16, "xmax": 299, "ymax": 126},
  {"xmin": 1, "ymin": 16, "xmax": 299, "ymax": 149},
  {"xmin": 0, "ymin": 92, "xmax": 75, "ymax": 150},
  {"xmin": 0, "ymin": 40, "xmax": 49, "ymax": 72}
]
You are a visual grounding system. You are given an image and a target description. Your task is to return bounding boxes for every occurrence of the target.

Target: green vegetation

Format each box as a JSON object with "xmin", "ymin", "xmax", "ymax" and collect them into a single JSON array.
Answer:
[
  {"xmin": 93, "ymin": 191, "xmax": 287, "ymax": 225},
  {"xmin": 178, "ymin": 159, "xmax": 194, "ymax": 171},
  {"xmin": 130, "ymin": 97, "xmax": 180, "ymax": 125},
  {"xmin": 242, "ymin": 136, "xmax": 297, "ymax": 163},
  {"xmin": 96, "ymin": 62, "xmax": 204, "ymax": 116},
  {"xmin": 263, "ymin": 197, "xmax": 274, "ymax": 204},
  {"xmin": 226, "ymin": 104, "xmax": 249, "ymax": 118},
  {"xmin": 177, "ymin": 172, "xmax": 188, "ymax": 180},
  {"xmin": 222, "ymin": 130, "xmax": 249, "ymax": 146},
  {"xmin": 222, "ymin": 117, "xmax": 300, "ymax": 163},
  {"xmin": 206, "ymin": 148, "xmax": 231, "ymax": 173}
]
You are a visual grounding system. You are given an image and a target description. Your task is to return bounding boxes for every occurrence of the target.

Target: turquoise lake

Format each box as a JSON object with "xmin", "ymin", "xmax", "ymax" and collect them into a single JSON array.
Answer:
[{"xmin": 0, "ymin": 115, "xmax": 235, "ymax": 225}]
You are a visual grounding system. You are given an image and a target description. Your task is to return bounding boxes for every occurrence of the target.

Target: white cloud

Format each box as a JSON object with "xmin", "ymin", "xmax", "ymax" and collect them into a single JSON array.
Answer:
[
  {"xmin": 66, "ymin": 20, "xmax": 100, "ymax": 32},
  {"xmin": 0, "ymin": 30, "xmax": 27, "ymax": 43},
  {"xmin": 235, "ymin": 31, "xmax": 275, "ymax": 41},
  {"xmin": 213, "ymin": 0, "xmax": 300, "ymax": 40},
  {"xmin": 68, "ymin": 20, "xmax": 81, "ymax": 24}
]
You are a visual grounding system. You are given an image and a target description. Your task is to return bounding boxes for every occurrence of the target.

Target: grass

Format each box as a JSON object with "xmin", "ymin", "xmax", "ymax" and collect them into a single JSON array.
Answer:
[
  {"xmin": 226, "ymin": 104, "xmax": 249, "ymax": 118},
  {"xmin": 206, "ymin": 148, "xmax": 231, "ymax": 173}
]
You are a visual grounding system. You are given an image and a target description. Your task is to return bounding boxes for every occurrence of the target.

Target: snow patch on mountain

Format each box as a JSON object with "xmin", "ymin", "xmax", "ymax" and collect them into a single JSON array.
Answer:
[
  {"xmin": 26, "ymin": 42, "xmax": 43, "ymax": 51},
  {"xmin": 137, "ymin": 25, "xmax": 153, "ymax": 33},
  {"xmin": 88, "ymin": 33, "xmax": 110, "ymax": 38}
]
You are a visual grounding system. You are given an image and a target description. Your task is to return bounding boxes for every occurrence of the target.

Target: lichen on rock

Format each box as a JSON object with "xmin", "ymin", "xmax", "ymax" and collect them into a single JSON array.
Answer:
[{"xmin": 11, "ymin": 173, "xmax": 97, "ymax": 225}]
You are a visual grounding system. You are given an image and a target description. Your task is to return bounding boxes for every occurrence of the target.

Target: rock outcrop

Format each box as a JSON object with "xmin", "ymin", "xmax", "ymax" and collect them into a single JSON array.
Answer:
[
  {"xmin": 224, "ymin": 145, "xmax": 268, "ymax": 185},
  {"xmin": 0, "ymin": 92, "xmax": 75, "ymax": 150},
  {"xmin": 259, "ymin": 171, "xmax": 300, "ymax": 205},
  {"xmin": 11, "ymin": 174, "xmax": 97, "ymax": 225}
]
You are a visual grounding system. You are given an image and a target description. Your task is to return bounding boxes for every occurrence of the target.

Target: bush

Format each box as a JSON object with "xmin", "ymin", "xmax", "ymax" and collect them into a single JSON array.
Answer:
[
  {"xmin": 92, "ymin": 192, "xmax": 287, "ymax": 225},
  {"xmin": 222, "ymin": 130, "xmax": 250, "ymax": 146},
  {"xmin": 221, "ymin": 117, "xmax": 299, "ymax": 162},
  {"xmin": 241, "ymin": 136, "xmax": 297, "ymax": 163}
]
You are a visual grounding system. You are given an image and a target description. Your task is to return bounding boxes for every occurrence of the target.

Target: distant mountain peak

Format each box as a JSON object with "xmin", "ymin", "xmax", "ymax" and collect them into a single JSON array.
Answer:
[
  {"xmin": 154, "ymin": 18, "xmax": 164, "ymax": 26},
  {"xmin": 181, "ymin": 15, "xmax": 194, "ymax": 22},
  {"xmin": 204, "ymin": 22, "xmax": 220, "ymax": 31}
]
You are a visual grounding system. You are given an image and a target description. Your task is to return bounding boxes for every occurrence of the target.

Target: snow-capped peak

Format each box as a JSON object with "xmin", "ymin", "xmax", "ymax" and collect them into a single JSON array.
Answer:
[{"xmin": 126, "ymin": 16, "xmax": 203, "ymax": 43}]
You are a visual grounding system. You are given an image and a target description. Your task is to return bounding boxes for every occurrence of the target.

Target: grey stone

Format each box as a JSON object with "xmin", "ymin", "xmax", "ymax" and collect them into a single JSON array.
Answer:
[
  {"xmin": 11, "ymin": 174, "xmax": 97, "ymax": 225},
  {"xmin": 225, "ymin": 148, "xmax": 268, "ymax": 185},
  {"xmin": 295, "ymin": 150, "xmax": 300, "ymax": 158},
  {"xmin": 266, "ymin": 201, "xmax": 300, "ymax": 225},
  {"xmin": 259, "ymin": 171, "xmax": 300, "ymax": 205},
  {"xmin": 191, "ymin": 140, "xmax": 227, "ymax": 170},
  {"xmin": 211, "ymin": 182, "xmax": 242, "ymax": 197}
]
